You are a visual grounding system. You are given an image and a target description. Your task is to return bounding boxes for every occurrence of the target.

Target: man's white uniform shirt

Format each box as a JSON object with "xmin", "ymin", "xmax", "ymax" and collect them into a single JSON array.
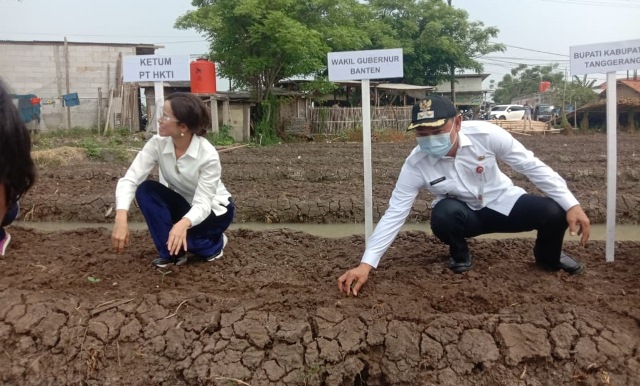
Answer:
[{"xmin": 361, "ymin": 121, "xmax": 579, "ymax": 268}]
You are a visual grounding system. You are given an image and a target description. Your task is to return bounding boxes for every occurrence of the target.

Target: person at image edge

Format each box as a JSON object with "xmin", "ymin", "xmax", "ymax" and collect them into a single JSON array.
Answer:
[
  {"xmin": 111, "ymin": 92, "xmax": 234, "ymax": 268},
  {"xmin": 0, "ymin": 79, "xmax": 37, "ymax": 257},
  {"xmin": 338, "ymin": 94, "xmax": 591, "ymax": 296}
]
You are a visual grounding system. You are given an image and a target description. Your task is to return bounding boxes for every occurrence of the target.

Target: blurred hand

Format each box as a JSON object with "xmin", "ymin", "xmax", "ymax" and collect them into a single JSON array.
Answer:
[
  {"xmin": 167, "ymin": 218, "xmax": 191, "ymax": 256},
  {"xmin": 111, "ymin": 210, "xmax": 129, "ymax": 253},
  {"xmin": 566, "ymin": 205, "xmax": 590, "ymax": 246},
  {"xmin": 337, "ymin": 263, "xmax": 373, "ymax": 296}
]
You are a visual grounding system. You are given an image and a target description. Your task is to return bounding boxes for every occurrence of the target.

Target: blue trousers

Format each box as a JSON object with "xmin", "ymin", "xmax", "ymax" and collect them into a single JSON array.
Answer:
[
  {"xmin": 135, "ymin": 180, "xmax": 234, "ymax": 259},
  {"xmin": 430, "ymin": 194, "xmax": 567, "ymax": 266},
  {"xmin": 1, "ymin": 202, "xmax": 19, "ymax": 239}
]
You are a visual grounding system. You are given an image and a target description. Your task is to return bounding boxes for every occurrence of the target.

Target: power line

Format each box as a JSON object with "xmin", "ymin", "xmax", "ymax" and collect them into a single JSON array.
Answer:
[
  {"xmin": 480, "ymin": 56, "xmax": 569, "ymax": 62},
  {"xmin": 0, "ymin": 31, "xmax": 204, "ymax": 40},
  {"xmin": 493, "ymin": 43, "xmax": 568, "ymax": 57},
  {"xmin": 537, "ymin": 0, "xmax": 640, "ymax": 8}
]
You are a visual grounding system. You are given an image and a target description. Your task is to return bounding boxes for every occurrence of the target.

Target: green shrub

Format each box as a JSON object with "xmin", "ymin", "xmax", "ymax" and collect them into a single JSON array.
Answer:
[{"xmin": 207, "ymin": 125, "xmax": 235, "ymax": 146}]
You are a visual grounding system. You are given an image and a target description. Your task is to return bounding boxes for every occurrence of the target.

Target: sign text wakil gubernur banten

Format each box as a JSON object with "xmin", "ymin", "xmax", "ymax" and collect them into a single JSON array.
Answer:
[
  {"xmin": 574, "ymin": 46, "xmax": 640, "ymax": 69},
  {"xmin": 331, "ymin": 55, "xmax": 401, "ymax": 75}
]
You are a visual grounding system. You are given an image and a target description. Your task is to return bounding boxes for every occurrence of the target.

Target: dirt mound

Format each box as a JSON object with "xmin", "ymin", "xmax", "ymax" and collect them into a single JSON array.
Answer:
[
  {"xmin": 2, "ymin": 132, "xmax": 640, "ymax": 385},
  {"xmin": 32, "ymin": 146, "xmax": 88, "ymax": 167}
]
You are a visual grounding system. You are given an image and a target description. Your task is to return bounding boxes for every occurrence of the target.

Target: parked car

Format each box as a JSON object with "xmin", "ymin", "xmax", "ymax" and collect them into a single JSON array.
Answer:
[
  {"xmin": 533, "ymin": 104, "xmax": 556, "ymax": 122},
  {"xmin": 489, "ymin": 104, "xmax": 525, "ymax": 120}
]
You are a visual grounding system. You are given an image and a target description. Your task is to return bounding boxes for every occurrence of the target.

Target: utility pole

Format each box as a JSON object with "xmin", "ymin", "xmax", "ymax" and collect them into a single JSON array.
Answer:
[
  {"xmin": 447, "ymin": 0, "xmax": 456, "ymax": 105},
  {"xmin": 562, "ymin": 67, "xmax": 567, "ymax": 117}
]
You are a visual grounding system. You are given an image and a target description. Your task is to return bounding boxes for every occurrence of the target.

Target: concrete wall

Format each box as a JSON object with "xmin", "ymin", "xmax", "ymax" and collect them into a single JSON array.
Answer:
[{"xmin": 0, "ymin": 41, "xmax": 142, "ymax": 130}]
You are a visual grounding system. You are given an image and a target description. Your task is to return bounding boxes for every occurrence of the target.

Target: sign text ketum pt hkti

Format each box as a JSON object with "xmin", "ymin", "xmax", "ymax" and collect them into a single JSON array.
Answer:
[{"xmin": 123, "ymin": 55, "xmax": 190, "ymax": 83}]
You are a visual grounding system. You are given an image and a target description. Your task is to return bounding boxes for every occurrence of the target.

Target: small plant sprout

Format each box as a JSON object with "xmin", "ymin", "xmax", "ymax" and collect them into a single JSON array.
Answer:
[{"xmin": 157, "ymin": 270, "xmax": 172, "ymax": 286}]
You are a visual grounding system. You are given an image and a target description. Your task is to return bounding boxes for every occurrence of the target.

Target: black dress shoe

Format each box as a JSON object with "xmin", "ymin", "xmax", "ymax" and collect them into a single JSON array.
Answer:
[
  {"xmin": 537, "ymin": 252, "xmax": 585, "ymax": 275},
  {"xmin": 449, "ymin": 255, "xmax": 473, "ymax": 273}
]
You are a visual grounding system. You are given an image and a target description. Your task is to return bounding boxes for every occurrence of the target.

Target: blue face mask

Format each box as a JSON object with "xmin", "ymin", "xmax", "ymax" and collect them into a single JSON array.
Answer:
[{"xmin": 416, "ymin": 131, "xmax": 455, "ymax": 158}]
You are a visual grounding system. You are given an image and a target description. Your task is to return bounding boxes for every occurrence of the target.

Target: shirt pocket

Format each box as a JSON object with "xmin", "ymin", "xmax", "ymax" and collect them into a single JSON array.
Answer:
[{"xmin": 463, "ymin": 154, "xmax": 497, "ymax": 182}]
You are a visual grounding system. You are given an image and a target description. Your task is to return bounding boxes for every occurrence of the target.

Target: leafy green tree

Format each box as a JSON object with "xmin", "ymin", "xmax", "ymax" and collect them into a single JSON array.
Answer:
[
  {"xmin": 368, "ymin": 0, "xmax": 504, "ymax": 90},
  {"xmin": 176, "ymin": 0, "xmax": 378, "ymax": 141},
  {"xmin": 176, "ymin": 0, "xmax": 373, "ymax": 103},
  {"xmin": 492, "ymin": 64, "xmax": 564, "ymax": 104},
  {"xmin": 493, "ymin": 65, "xmax": 599, "ymax": 122},
  {"xmin": 176, "ymin": 0, "xmax": 503, "ymax": 140},
  {"xmin": 562, "ymin": 75, "xmax": 599, "ymax": 109}
]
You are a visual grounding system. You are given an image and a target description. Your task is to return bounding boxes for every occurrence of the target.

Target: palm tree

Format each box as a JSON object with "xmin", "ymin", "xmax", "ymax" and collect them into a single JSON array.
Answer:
[{"xmin": 573, "ymin": 75, "xmax": 596, "ymax": 89}]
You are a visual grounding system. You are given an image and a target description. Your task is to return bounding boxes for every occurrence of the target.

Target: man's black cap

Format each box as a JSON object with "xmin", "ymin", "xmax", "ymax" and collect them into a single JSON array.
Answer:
[{"xmin": 408, "ymin": 95, "xmax": 458, "ymax": 130}]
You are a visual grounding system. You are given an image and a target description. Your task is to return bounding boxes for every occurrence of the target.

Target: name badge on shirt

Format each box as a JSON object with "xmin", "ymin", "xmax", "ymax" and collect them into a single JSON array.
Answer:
[{"xmin": 429, "ymin": 176, "xmax": 446, "ymax": 186}]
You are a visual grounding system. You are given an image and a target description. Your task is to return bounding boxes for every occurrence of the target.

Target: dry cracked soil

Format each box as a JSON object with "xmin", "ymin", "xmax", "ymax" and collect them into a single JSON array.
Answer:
[{"xmin": 1, "ymin": 131, "xmax": 640, "ymax": 386}]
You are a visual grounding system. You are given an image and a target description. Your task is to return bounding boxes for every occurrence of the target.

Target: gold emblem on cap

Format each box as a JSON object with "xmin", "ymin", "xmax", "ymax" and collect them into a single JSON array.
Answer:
[{"xmin": 420, "ymin": 99, "xmax": 431, "ymax": 111}]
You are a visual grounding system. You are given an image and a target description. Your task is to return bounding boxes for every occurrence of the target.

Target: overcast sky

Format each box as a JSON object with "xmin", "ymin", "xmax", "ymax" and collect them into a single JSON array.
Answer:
[{"xmin": 3, "ymin": 0, "xmax": 639, "ymax": 91}]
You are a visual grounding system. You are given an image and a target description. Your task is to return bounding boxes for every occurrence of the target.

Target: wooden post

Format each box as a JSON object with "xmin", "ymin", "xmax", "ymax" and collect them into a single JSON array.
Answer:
[
  {"xmin": 242, "ymin": 103, "xmax": 250, "ymax": 142},
  {"xmin": 64, "ymin": 37, "xmax": 71, "ymax": 129},
  {"xmin": 97, "ymin": 87, "xmax": 102, "ymax": 131},
  {"xmin": 103, "ymin": 88, "xmax": 114, "ymax": 135},
  {"xmin": 222, "ymin": 100, "xmax": 230, "ymax": 125},
  {"xmin": 210, "ymin": 97, "xmax": 219, "ymax": 134}
]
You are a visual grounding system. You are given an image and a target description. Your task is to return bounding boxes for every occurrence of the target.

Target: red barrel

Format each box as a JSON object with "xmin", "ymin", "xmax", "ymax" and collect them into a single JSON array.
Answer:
[
  {"xmin": 190, "ymin": 59, "xmax": 217, "ymax": 94},
  {"xmin": 539, "ymin": 81, "xmax": 551, "ymax": 93}
]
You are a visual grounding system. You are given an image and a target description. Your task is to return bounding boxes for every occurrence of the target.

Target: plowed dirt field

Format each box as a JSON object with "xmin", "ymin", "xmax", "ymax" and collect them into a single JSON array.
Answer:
[{"xmin": 2, "ymin": 132, "xmax": 639, "ymax": 386}]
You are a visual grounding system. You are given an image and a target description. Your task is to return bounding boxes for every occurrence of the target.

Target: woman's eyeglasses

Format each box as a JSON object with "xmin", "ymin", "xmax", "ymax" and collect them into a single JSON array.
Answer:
[{"xmin": 160, "ymin": 113, "xmax": 178, "ymax": 122}]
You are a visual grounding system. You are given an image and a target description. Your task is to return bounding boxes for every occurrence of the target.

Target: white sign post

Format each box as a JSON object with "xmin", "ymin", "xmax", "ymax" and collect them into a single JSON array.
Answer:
[
  {"xmin": 570, "ymin": 39, "xmax": 640, "ymax": 262},
  {"xmin": 328, "ymin": 48, "xmax": 403, "ymax": 244}
]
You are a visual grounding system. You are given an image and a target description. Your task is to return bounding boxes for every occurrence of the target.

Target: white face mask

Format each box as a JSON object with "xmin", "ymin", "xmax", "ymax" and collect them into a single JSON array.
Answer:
[{"xmin": 416, "ymin": 130, "xmax": 456, "ymax": 158}]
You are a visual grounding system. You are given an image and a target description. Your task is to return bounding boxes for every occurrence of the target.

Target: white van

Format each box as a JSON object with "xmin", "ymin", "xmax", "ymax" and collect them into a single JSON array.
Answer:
[{"xmin": 489, "ymin": 104, "xmax": 525, "ymax": 120}]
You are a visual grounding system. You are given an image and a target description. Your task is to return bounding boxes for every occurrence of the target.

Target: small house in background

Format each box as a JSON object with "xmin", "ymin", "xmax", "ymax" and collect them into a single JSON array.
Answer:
[
  {"xmin": 598, "ymin": 78, "xmax": 640, "ymax": 100},
  {"xmin": 434, "ymin": 73, "xmax": 490, "ymax": 114},
  {"xmin": 276, "ymin": 79, "xmax": 434, "ymax": 137},
  {"xmin": 139, "ymin": 81, "xmax": 305, "ymax": 142},
  {"xmin": 0, "ymin": 40, "xmax": 159, "ymax": 131},
  {"xmin": 570, "ymin": 78, "xmax": 640, "ymax": 130}
]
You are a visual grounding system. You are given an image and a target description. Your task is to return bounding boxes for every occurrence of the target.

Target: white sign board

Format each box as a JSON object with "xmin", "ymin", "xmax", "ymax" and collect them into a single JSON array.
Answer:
[
  {"xmin": 569, "ymin": 39, "xmax": 640, "ymax": 263},
  {"xmin": 123, "ymin": 54, "xmax": 190, "ymax": 82},
  {"xmin": 570, "ymin": 39, "xmax": 640, "ymax": 75},
  {"xmin": 328, "ymin": 48, "xmax": 403, "ymax": 81}
]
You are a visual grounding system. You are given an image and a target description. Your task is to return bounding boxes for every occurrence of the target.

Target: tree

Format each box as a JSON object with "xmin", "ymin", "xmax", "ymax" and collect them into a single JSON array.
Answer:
[
  {"xmin": 492, "ymin": 64, "xmax": 564, "ymax": 104},
  {"xmin": 176, "ymin": 0, "xmax": 373, "ymax": 103},
  {"xmin": 492, "ymin": 65, "xmax": 599, "ymax": 123},
  {"xmin": 560, "ymin": 76, "xmax": 599, "ymax": 111},
  {"xmin": 176, "ymin": 0, "xmax": 503, "ymax": 140},
  {"xmin": 176, "ymin": 0, "xmax": 377, "ymax": 140},
  {"xmin": 369, "ymin": 0, "xmax": 504, "ymax": 88}
]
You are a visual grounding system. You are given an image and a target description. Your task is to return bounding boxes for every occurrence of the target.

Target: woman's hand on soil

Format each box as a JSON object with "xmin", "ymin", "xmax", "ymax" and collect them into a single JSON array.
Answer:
[
  {"xmin": 111, "ymin": 223, "xmax": 129, "ymax": 253},
  {"xmin": 112, "ymin": 210, "xmax": 130, "ymax": 253},
  {"xmin": 167, "ymin": 218, "xmax": 191, "ymax": 255},
  {"xmin": 337, "ymin": 263, "xmax": 372, "ymax": 297}
]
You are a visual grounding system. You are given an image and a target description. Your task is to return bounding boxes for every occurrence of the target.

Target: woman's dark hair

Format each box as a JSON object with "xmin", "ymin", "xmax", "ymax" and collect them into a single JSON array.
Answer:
[
  {"xmin": 0, "ymin": 79, "xmax": 36, "ymax": 207},
  {"xmin": 165, "ymin": 92, "xmax": 211, "ymax": 136}
]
